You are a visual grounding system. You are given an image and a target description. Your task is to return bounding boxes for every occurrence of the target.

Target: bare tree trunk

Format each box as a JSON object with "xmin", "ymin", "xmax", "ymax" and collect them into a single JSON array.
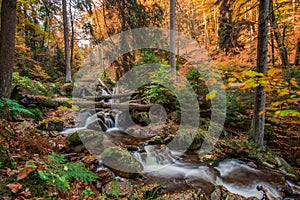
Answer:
[
  {"xmin": 62, "ymin": 0, "xmax": 72, "ymax": 83},
  {"xmin": 0, "ymin": 0, "xmax": 17, "ymax": 98},
  {"xmin": 170, "ymin": 0, "xmax": 176, "ymax": 77},
  {"xmin": 269, "ymin": 0, "xmax": 290, "ymax": 68},
  {"xmin": 249, "ymin": 0, "xmax": 269, "ymax": 148},
  {"xmin": 295, "ymin": 38, "xmax": 300, "ymax": 66}
]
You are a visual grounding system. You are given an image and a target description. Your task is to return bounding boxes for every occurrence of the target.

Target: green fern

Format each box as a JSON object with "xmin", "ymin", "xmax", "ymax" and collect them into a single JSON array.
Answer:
[
  {"xmin": 0, "ymin": 98, "xmax": 35, "ymax": 120},
  {"xmin": 38, "ymin": 152, "xmax": 99, "ymax": 193}
]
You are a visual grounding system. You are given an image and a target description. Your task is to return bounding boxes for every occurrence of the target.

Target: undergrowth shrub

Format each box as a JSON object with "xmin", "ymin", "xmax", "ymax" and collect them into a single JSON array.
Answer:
[
  {"xmin": 38, "ymin": 152, "xmax": 99, "ymax": 193},
  {"xmin": 12, "ymin": 72, "xmax": 52, "ymax": 96},
  {"xmin": 0, "ymin": 98, "xmax": 42, "ymax": 120}
]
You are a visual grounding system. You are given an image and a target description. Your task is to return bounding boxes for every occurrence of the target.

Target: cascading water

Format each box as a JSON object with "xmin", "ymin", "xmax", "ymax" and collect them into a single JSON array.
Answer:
[
  {"xmin": 133, "ymin": 145, "xmax": 287, "ymax": 198},
  {"xmin": 60, "ymin": 110, "xmax": 122, "ymax": 135},
  {"xmin": 60, "ymin": 111, "xmax": 100, "ymax": 135}
]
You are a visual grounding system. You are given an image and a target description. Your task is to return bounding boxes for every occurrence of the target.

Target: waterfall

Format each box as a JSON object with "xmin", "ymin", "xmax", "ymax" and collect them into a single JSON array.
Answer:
[
  {"xmin": 104, "ymin": 117, "xmax": 114, "ymax": 128},
  {"xmin": 60, "ymin": 111, "xmax": 100, "ymax": 135}
]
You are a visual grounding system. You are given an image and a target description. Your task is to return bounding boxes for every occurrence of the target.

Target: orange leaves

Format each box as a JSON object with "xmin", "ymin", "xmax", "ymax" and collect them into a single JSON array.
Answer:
[
  {"xmin": 17, "ymin": 166, "xmax": 36, "ymax": 181},
  {"xmin": 6, "ymin": 182, "xmax": 22, "ymax": 193}
]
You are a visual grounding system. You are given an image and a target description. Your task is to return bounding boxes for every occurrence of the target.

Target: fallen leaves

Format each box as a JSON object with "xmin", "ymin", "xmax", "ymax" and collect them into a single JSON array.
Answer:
[
  {"xmin": 6, "ymin": 182, "xmax": 22, "ymax": 193},
  {"xmin": 17, "ymin": 166, "xmax": 36, "ymax": 181}
]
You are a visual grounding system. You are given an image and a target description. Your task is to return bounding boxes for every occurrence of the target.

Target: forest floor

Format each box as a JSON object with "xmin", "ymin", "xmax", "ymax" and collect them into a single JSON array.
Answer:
[{"xmin": 1, "ymin": 102, "xmax": 299, "ymax": 199}]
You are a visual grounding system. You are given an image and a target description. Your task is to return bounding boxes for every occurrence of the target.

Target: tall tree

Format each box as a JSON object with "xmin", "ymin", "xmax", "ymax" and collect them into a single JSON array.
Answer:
[
  {"xmin": 269, "ymin": 0, "xmax": 290, "ymax": 68},
  {"xmin": 170, "ymin": 0, "xmax": 176, "ymax": 76},
  {"xmin": 0, "ymin": 0, "xmax": 17, "ymax": 98},
  {"xmin": 249, "ymin": 0, "xmax": 269, "ymax": 147},
  {"xmin": 62, "ymin": 0, "xmax": 72, "ymax": 83}
]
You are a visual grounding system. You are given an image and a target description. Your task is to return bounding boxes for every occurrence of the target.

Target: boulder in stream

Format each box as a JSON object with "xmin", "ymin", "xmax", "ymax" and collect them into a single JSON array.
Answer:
[
  {"xmin": 66, "ymin": 129, "xmax": 104, "ymax": 153},
  {"xmin": 101, "ymin": 146, "xmax": 143, "ymax": 179},
  {"xmin": 211, "ymin": 186, "xmax": 258, "ymax": 200}
]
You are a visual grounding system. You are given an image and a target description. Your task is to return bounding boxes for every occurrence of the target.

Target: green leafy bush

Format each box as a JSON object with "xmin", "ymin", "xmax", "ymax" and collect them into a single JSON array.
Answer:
[
  {"xmin": 38, "ymin": 152, "xmax": 98, "ymax": 193},
  {"xmin": 12, "ymin": 72, "xmax": 52, "ymax": 96},
  {"xmin": 0, "ymin": 98, "xmax": 36, "ymax": 120}
]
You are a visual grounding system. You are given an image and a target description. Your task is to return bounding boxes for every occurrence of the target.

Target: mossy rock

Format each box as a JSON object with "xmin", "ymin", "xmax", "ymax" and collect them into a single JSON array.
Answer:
[
  {"xmin": 275, "ymin": 157, "xmax": 299, "ymax": 180},
  {"xmin": 211, "ymin": 185, "xmax": 257, "ymax": 200},
  {"xmin": 36, "ymin": 119, "xmax": 64, "ymax": 131},
  {"xmin": 101, "ymin": 146, "xmax": 142, "ymax": 179},
  {"xmin": 130, "ymin": 110, "xmax": 151, "ymax": 126},
  {"xmin": 66, "ymin": 132, "xmax": 82, "ymax": 146},
  {"xmin": 67, "ymin": 129, "xmax": 104, "ymax": 148}
]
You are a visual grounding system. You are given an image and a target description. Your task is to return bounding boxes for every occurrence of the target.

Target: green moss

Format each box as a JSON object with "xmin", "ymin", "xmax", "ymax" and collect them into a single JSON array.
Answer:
[{"xmin": 102, "ymin": 146, "xmax": 142, "ymax": 178}]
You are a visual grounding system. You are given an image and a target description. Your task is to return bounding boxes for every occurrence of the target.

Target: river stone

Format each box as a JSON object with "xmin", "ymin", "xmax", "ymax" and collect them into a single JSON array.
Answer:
[
  {"xmin": 66, "ymin": 129, "xmax": 104, "ymax": 152},
  {"xmin": 36, "ymin": 120, "xmax": 64, "ymax": 131},
  {"xmin": 211, "ymin": 186, "xmax": 258, "ymax": 200},
  {"xmin": 101, "ymin": 146, "xmax": 142, "ymax": 179},
  {"xmin": 130, "ymin": 110, "xmax": 151, "ymax": 126},
  {"xmin": 275, "ymin": 157, "xmax": 299, "ymax": 180}
]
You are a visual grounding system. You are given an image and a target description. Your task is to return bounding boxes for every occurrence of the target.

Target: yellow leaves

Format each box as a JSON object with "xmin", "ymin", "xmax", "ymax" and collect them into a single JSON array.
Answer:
[
  {"xmin": 267, "ymin": 68, "xmax": 282, "ymax": 78},
  {"xmin": 58, "ymin": 106, "xmax": 68, "ymax": 111},
  {"xmin": 277, "ymin": 88, "xmax": 289, "ymax": 97},
  {"xmin": 275, "ymin": 110, "xmax": 300, "ymax": 117},
  {"xmin": 257, "ymin": 78, "xmax": 269, "ymax": 87},
  {"xmin": 206, "ymin": 89, "xmax": 217, "ymax": 101},
  {"xmin": 228, "ymin": 77, "xmax": 237, "ymax": 82},
  {"xmin": 241, "ymin": 79, "xmax": 259, "ymax": 90},
  {"xmin": 243, "ymin": 70, "xmax": 264, "ymax": 77},
  {"xmin": 72, "ymin": 105, "xmax": 80, "ymax": 111},
  {"xmin": 271, "ymin": 101, "xmax": 284, "ymax": 107},
  {"xmin": 290, "ymin": 78, "xmax": 299, "ymax": 88}
]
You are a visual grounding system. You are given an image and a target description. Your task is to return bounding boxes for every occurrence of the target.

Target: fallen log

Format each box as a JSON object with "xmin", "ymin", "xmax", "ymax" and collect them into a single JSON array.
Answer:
[
  {"xmin": 84, "ymin": 92, "xmax": 139, "ymax": 101},
  {"xmin": 76, "ymin": 101, "xmax": 153, "ymax": 111},
  {"xmin": 34, "ymin": 96, "xmax": 72, "ymax": 109}
]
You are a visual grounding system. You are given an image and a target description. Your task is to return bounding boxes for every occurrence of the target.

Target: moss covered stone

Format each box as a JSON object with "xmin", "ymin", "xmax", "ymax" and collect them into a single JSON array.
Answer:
[
  {"xmin": 101, "ymin": 146, "xmax": 142, "ymax": 178},
  {"xmin": 66, "ymin": 129, "xmax": 104, "ymax": 153}
]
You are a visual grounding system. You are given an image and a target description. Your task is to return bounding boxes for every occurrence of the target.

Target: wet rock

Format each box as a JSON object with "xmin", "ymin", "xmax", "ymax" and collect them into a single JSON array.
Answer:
[
  {"xmin": 275, "ymin": 157, "xmax": 299, "ymax": 181},
  {"xmin": 36, "ymin": 120, "xmax": 64, "ymax": 131},
  {"xmin": 130, "ymin": 110, "xmax": 151, "ymax": 126},
  {"xmin": 66, "ymin": 129, "xmax": 104, "ymax": 153},
  {"xmin": 211, "ymin": 186, "xmax": 258, "ymax": 200},
  {"xmin": 101, "ymin": 146, "xmax": 143, "ymax": 179},
  {"xmin": 126, "ymin": 145, "xmax": 139, "ymax": 151}
]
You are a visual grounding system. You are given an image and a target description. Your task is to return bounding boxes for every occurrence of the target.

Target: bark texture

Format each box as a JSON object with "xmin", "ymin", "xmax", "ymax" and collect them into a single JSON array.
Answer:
[
  {"xmin": 249, "ymin": 0, "xmax": 269, "ymax": 147},
  {"xmin": 0, "ymin": 0, "xmax": 17, "ymax": 98}
]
